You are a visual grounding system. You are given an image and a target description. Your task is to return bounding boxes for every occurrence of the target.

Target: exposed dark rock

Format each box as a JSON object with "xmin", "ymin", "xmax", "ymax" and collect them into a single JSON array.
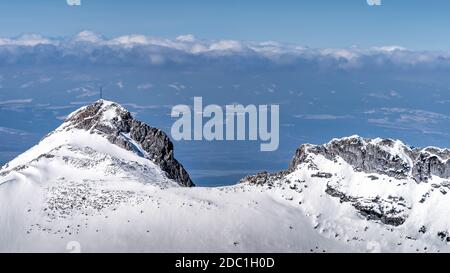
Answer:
[
  {"xmin": 290, "ymin": 137, "xmax": 411, "ymax": 180},
  {"xmin": 62, "ymin": 100, "xmax": 194, "ymax": 187},
  {"xmin": 353, "ymin": 200, "xmax": 406, "ymax": 226},
  {"xmin": 290, "ymin": 136, "xmax": 450, "ymax": 183},
  {"xmin": 311, "ymin": 172, "xmax": 333, "ymax": 179},
  {"xmin": 239, "ymin": 171, "xmax": 289, "ymax": 186},
  {"xmin": 240, "ymin": 135, "xmax": 450, "ymax": 227},
  {"xmin": 412, "ymin": 152, "xmax": 450, "ymax": 183},
  {"xmin": 325, "ymin": 184, "xmax": 357, "ymax": 203},
  {"xmin": 437, "ymin": 231, "xmax": 449, "ymax": 241},
  {"xmin": 419, "ymin": 225, "xmax": 427, "ymax": 234},
  {"xmin": 325, "ymin": 184, "xmax": 407, "ymax": 226}
]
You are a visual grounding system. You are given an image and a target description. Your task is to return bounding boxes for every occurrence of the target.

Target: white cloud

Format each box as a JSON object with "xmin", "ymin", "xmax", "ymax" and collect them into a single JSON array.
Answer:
[
  {"xmin": 0, "ymin": 31, "xmax": 449, "ymax": 70},
  {"xmin": 168, "ymin": 83, "xmax": 186, "ymax": 91},
  {"xmin": 108, "ymin": 35, "xmax": 149, "ymax": 47},
  {"xmin": 137, "ymin": 83, "xmax": 153, "ymax": 90},
  {"xmin": 367, "ymin": 0, "xmax": 381, "ymax": 6},
  {"xmin": 0, "ymin": 99, "xmax": 33, "ymax": 105},
  {"xmin": 209, "ymin": 40, "xmax": 243, "ymax": 52},
  {"xmin": 0, "ymin": 126, "xmax": 29, "ymax": 136},
  {"xmin": 67, "ymin": 86, "xmax": 98, "ymax": 98},
  {"xmin": 67, "ymin": 0, "xmax": 81, "ymax": 6},
  {"xmin": 320, "ymin": 48, "xmax": 359, "ymax": 60},
  {"xmin": 366, "ymin": 107, "xmax": 450, "ymax": 135},
  {"xmin": 0, "ymin": 34, "xmax": 56, "ymax": 46},
  {"xmin": 373, "ymin": 45, "xmax": 406, "ymax": 52},
  {"xmin": 72, "ymin": 31, "xmax": 103, "ymax": 44},
  {"xmin": 39, "ymin": 77, "xmax": 52, "ymax": 83},
  {"xmin": 176, "ymin": 34, "xmax": 196, "ymax": 42},
  {"xmin": 20, "ymin": 81, "xmax": 34, "ymax": 89},
  {"xmin": 294, "ymin": 114, "xmax": 353, "ymax": 120},
  {"xmin": 368, "ymin": 90, "xmax": 402, "ymax": 100}
]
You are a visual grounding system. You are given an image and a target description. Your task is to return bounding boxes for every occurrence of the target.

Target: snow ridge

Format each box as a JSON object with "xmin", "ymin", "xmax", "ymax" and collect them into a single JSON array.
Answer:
[{"xmin": 3, "ymin": 101, "xmax": 450, "ymax": 252}]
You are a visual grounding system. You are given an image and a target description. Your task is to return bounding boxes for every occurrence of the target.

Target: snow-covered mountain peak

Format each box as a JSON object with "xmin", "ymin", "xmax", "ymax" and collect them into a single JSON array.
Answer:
[
  {"xmin": 62, "ymin": 99, "xmax": 129, "ymax": 133},
  {"xmin": 237, "ymin": 136, "xmax": 450, "ymax": 251},
  {"xmin": 66, "ymin": 99, "xmax": 193, "ymax": 187},
  {"xmin": 0, "ymin": 100, "xmax": 201, "ymax": 252},
  {"xmin": 1, "ymin": 100, "xmax": 194, "ymax": 187},
  {"xmin": 289, "ymin": 135, "xmax": 450, "ymax": 183}
]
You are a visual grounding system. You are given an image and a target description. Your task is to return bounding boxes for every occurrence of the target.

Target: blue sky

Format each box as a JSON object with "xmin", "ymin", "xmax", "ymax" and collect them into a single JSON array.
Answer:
[{"xmin": 1, "ymin": 0, "xmax": 450, "ymax": 50}]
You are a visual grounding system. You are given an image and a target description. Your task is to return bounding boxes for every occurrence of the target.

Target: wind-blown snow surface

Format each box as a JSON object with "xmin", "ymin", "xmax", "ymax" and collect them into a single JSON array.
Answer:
[{"xmin": 1, "ymin": 103, "xmax": 450, "ymax": 252}]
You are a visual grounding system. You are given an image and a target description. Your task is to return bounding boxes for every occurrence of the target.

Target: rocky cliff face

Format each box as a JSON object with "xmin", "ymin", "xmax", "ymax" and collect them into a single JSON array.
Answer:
[
  {"xmin": 290, "ymin": 136, "xmax": 450, "ymax": 183},
  {"xmin": 241, "ymin": 135, "xmax": 450, "ymax": 228},
  {"xmin": 61, "ymin": 100, "xmax": 194, "ymax": 187}
]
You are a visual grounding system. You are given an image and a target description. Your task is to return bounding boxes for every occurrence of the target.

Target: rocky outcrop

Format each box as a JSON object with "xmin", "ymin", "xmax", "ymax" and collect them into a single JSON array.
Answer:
[
  {"xmin": 411, "ymin": 148, "xmax": 450, "ymax": 182},
  {"xmin": 290, "ymin": 136, "xmax": 450, "ymax": 183},
  {"xmin": 241, "ymin": 135, "xmax": 450, "ymax": 186},
  {"xmin": 239, "ymin": 171, "xmax": 289, "ymax": 187},
  {"xmin": 240, "ymin": 135, "xmax": 450, "ymax": 227},
  {"xmin": 290, "ymin": 137, "xmax": 412, "ymax": 180},
  {"xmin": 62, "ymin": 100, "xmax": 194, "ymax": 187},
  {"xmin": 325, "ymin": 184, "xmax": 408, "ymax": 226}
]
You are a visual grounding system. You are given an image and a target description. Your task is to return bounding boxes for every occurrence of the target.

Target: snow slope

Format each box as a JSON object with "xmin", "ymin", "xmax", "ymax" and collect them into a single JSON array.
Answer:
[{"xmin": 1, "ymin": 102, "xmax": 450, "ymax": 253}]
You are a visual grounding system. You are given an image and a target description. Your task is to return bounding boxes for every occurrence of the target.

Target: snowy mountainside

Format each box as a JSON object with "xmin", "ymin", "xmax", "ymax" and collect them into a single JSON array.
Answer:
[
  {"xmin": 0, "ymin": 99, "xmax": 193, "ymax": 187},
  {"xmin": 241, "ymin": 135, "xmax": 450, "ymax": 252},
  {"xmin": 0, "ymin": 100, "xmax": 199, "ymax": 251},
  {"xmin": 1, "ymin": 100, "xmax": 450, "ymax": 252}
]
